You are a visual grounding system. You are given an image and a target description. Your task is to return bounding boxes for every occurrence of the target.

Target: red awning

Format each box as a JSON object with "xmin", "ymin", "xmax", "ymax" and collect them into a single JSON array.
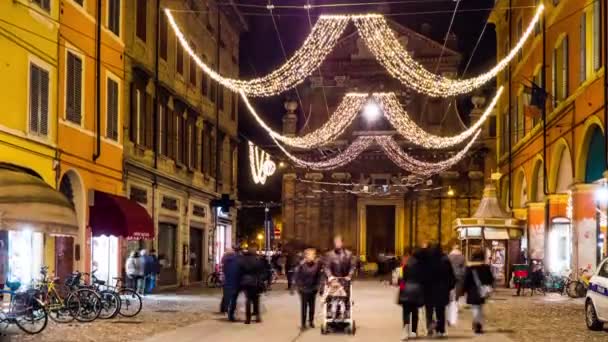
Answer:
[{"xmin": 89, "ymin": 191, "xmax": 154, "ymax": 240}]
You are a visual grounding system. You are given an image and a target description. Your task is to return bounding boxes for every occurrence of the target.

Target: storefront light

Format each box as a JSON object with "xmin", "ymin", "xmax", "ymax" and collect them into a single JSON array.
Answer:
[{"xmin": 595, "ymin": 186, "xmax": 608, "ymax": 203}]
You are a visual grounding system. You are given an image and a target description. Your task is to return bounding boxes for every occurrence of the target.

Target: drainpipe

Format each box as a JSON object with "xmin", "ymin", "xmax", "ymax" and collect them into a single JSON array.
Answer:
[
  {"xmin": 603, "ymin": 0, "xmax": 607, "ymax": 261},
  {"xmin": 214, "ymin": 5, "xmax": 221, "ymax": 195},
  {"xmin": 92, "ymin": 0, "xmax": 102, "ymax": 161},
  {"xmin": 153, "ymin": 0, "xmax": 160, "ymax": 170},
  {"xmin": 508, "ymin": 0, "xmax": 513, "ymax": 210},
  {"xmin": 542, "ymin": 10, "xmax": 550, "ymax": 268}
]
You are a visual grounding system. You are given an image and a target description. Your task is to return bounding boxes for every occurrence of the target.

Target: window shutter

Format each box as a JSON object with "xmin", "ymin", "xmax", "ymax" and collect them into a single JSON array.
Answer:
[
  {"xmin": 67, "ymin": 53, "xmax": 83, "ymax": 125},
  {"xmin": 167, "ymin": 108, "xmax": 175, "ymax": 159},
  {"xmin": 592, "ymin": 0, "xmax": 601, "ymax": 70},
  {"xmin": 160, "ymin": 14, "xmax": 168, "ymax": 60},
  {"xmin": 136, "ymin": 0, "xmax": 147, "ymax": 41},
  {"xmin": 29, "ymin": 65, "xmax": 40, "ymax": 134},
  {"xmin": 218, "ymin": 86, "xmax": 224, "ymax": 110},
  {"xmin": 580, "ymin": 12, "xmax": 586, "ymax": 84},
  {"xmin": 138, "ymin": 92, "xmax": 146, "ymax": 145},
  {"xmin": 551, "ymin": 50, "xmax": 557, "ymax": 106},
  {"xmin": 177, "ymin": 44, "xmax": 184, "ymax": 75},
  {"xmin": 562, "ymin": 36, "xmax": 568, "ymax": 99},
  {"xmin": 106, "ymin": 79, "xmax": 119, "ymax": 141},
  {"xmin": 189, "ymin": 43, "xmax": 197, "ymax": 85},
  {"xmin": 108, "ymin": 0, "xmax": 120, "ymax": 36},
  {"xmin": 177, "ymin": 114, "xmax": 183, "ymax": 164},
  {"xmin": 158, "ymin": 103, "xmax": 164, "ymax": 155},
  {"xmin": 129, "ymin": 85, "xmax": 138, "ymax": 143},
  {"xmin": 199, "ymin": 127, "xmax": 204, "ymax": 172},
  {"xmin": 191, "ymin": 120, "xmax": 198, "ymax": 169},
  {"xmin": 39, "ymin": 68, "xmax": 49, "ymax": 136},
  {"xmin": 145, "ymin": 93, "xmax": 153, "ymax": 148}
]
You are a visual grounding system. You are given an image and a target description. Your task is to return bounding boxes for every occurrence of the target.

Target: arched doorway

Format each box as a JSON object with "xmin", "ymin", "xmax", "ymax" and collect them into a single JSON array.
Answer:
[
  {"xmin": 58, "ymin": 170, "xmax": 85, "ymax": 280},
  {"xmin": 554, "ymin": 147, "xmax": 573, "ymax": 194},
  {"xmin": 531, "ymin": 159, "xmax": 545, "ymax": 202},
  {"xmin": 584, "ymin": 126, "xmax": 605, "ymax": 183},
  {"xmin": 514, "ymin": 170, "xmax": 527, "ymax": 208}
]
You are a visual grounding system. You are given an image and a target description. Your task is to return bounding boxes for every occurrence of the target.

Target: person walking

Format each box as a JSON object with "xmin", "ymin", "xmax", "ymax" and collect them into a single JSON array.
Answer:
[
  {"xmin": 447, "ymin": 245, "xmax": 465, "ymax": 325},
  {"xmin": 463, "ymin": 248, "xmax": 494, "ymax": 334},
  {"xmin": 145, "ymin": 249, "xmax": 160, "ymax": 294},
  {"xmin": 125, "ymin": 251, "xmax": 142, "ymax": 291},
  {"xmin": 423, "ymin": 243, "xmax": 455, "ymax": 337},
  {"xmin": 238, "ymin": 244, "xmax": 265, "ymax": 324},
  {"xmin": 221, "ymin": 248, "xmax": 241, "ymax": 321},
  {"xmin": 398, "ymin": 248, "xmax": 425, "ymax": 341},
  {"xmin": 292, "ymin": 248, "xmax": 322, "ymax": 331}
]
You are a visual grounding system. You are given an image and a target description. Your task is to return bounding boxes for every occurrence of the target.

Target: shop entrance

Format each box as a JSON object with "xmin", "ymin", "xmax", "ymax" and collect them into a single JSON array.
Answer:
[
  {"xmin": 214, "ymin": 223, "xmax": 232, "ymax": 265},
  {"xmin": 548, "ymin": 217, "xmax": 571, "ymax": 274},
  {"xmin": 189, "ymin": 228, "xmax": 204, "ymax": 282},
  {"xmin": 55, "ymin": 237, "xmax": 74, "ymax": 281},
  {"xmin": 158, "ymin": 223, "xmax": 177, "ymax": 286},
  {"xmin": 8, "ymin": 230, "xmax": 43, "ymax": 285},
  {"xmin": 91, "ymin": 235, "xmax": 119, "ymax": 284},
  {"xmin": 365, "ymin": 205, "xmax": 396, "ymax": 262}
]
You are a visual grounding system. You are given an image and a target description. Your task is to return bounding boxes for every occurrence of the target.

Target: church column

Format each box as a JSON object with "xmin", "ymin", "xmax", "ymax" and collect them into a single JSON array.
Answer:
[
  {"xmin": 282, "ymin": 173, "xmax": 297, "ymax": 241},
  {"xmin": 304, "ymin": 173, "xmax": 323, "ymax": 248}
]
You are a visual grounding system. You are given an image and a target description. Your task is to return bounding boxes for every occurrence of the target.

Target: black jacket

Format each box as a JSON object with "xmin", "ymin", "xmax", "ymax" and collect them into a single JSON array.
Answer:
[
  {"xmin": 238, "ymin": 252, "xmax": 265, "ymax": 291},
  {"xmin": 294, "ymin": 260, "xmax": 322, "ymax": 293},
  {"xmin": 324, "ymin": 248, "xmax": 355, "ymax": 278},
  {"xmin": 423, "ymin": 247, "xmax": 456, "ymax": 307},
  {"xmin": 463, "ymin": 264, "xmax": 494, "ymax": 305},
  {"xmin": 399, "ymin": 250, "xmax": 427, "ymax": 307}
]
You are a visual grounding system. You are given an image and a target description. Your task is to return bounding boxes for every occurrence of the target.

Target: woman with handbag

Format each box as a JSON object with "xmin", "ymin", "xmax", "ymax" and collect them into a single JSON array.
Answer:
[
  {"xmin": 398, "ymin": 248, "xmax": 426, "ymax": 341},
  {"xmin": 463, "ymin": 248, "xmax": 494, "ymax": 334}
]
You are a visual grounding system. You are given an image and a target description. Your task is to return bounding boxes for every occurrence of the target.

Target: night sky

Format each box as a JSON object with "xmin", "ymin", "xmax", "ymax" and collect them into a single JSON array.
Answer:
[{"xmin": 235, "ymin": 0, "xmax": 496, "ymax": 238}]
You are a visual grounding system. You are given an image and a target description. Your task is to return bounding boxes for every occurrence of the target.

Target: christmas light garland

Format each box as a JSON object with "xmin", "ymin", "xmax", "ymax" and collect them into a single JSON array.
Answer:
[
  {"xmin": 249, "ymin": 142, "xmax": 275, "ymax": 184},
  {"xmin": 353, "ymin": 4, "xmax": 543, "ymax": 96},
  {"xmin": 374, "ymin": 87, "xmax": 503, "ymax": 149},
  {"xmin": 165, "ymin": 9, "xmax": 349, "ymax": 97},
  {"xmin": 376, "ymin": 130, "xmax": 482, "ymax": 176},
  {"xmin": 240, "ymin": 91, "xmax": 367, "ymax": 148}
]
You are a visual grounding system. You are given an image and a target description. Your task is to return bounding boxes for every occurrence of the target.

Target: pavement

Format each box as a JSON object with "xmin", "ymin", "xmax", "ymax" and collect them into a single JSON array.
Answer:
[{"xmin": 143, "ymin": 281, "xmax": 514, "ymax": 342}]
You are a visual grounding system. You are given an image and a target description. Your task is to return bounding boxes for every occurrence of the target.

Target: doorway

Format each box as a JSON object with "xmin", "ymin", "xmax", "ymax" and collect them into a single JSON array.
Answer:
[
  {"xmin": 189, "ymin": 227, "xmax": 203, "ymax": 282},
  {"xmin": 365, "ymin": 205, "xmax": 396, "ymax": 262},
  {"xmin": 91, "ymin": 235, "xmax": 119, "ymax": 284},
  {"xmin": 55, "ymin": 237, "xmax": 74, "ymax": 281},
  {"xmin": 158, "ymin": 223, "xmax": 177, "ymax": 286}
]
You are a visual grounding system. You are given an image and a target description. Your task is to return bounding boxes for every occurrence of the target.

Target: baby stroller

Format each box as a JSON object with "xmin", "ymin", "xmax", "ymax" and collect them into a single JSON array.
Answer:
[{"xmin": 320, "ymin": 277, "xmax": 356, "ymax": 335}]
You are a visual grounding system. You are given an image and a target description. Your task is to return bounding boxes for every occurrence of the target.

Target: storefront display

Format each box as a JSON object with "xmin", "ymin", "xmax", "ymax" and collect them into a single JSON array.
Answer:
[
  {"xmin": 547, "ymin": 217, "xmax": 572, "ymax": 274},
  {"xmin": 91, "ymin": 235, "xmax": 119, "ymax": 284},
  {"xmin": 8, "ymin": 230, "xmax": 43, "ymax": 284}
]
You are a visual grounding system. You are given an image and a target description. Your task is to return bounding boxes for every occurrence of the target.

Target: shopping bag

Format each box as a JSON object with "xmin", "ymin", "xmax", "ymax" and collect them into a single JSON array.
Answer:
[{"xmin": 447, "ymin": 300, "xmax": 458, "ymax": 326}]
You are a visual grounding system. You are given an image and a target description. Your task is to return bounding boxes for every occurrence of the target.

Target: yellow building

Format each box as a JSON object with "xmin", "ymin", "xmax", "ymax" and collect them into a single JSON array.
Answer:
[
  {"xmin": 0, "ymin": 1, "xmax": 77, "ymax": 283},
  {"xmin": 490, "ymin": 0, "xmax": 606, "ymax": 272},
  {"xmin": 56, "ymin": 0, "xmax": 152, "ymax": 283}
]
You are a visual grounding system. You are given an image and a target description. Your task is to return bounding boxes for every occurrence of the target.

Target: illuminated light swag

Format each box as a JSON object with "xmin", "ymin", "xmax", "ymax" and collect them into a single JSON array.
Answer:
[
  {"xmin": 165, "ymin": 9, "xmax": 349, "ymax": 97},
  {"xmin": 374, "ymin": 87, "xmax": 503, "ymax": 149},
  {"xmin": 353, "ymin": 4, "xmax": 544, "ymax": 97},
  {"xmin": 249, "ymin": 142, "xmax": 275, "ymax": 185}
]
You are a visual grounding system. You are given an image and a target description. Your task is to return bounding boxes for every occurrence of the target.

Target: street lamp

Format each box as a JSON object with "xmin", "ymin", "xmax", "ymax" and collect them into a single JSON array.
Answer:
[{"xmin": 447, "ymin": 186, "xmax": 455, "ymax": 197}]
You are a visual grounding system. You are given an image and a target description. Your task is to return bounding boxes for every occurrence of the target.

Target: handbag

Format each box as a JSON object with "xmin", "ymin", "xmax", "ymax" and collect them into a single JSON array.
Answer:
[{"xmin": 472, "ymin": 269, "xmax": 492, "ymax": 299}]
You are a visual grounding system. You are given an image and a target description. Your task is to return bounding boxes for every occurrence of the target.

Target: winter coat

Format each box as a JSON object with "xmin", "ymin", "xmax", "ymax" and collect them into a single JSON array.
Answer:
[
  {"xmin": 448, "ymin": 251, "xmax": 466, "ymax": 281},
  {"xmin": 125, "ymin": 257, "xmax": 142, "ymax": 278},
  {"xmin": 398, "ymin": 250, "xmax": 427, "ymax": 307},
  {"xmin": 423, "ymin": 248, "xmax": 456, "ymax": 307},
  {"xmin": 223, "ymin": 253, "xmax": 240, "ymax": 290},
  {"xmin": 238, "ymin": 252, "xmax": 265, "ymax": 292},
  {"xmin": 324, "ymin": 248, "xmax": 356, "ymax": 278},
  {"xmin": 294, "ymin": 260, "xmax": 322, "ymax": 293},
  {"xmin": 463, "ymin": 264, "xmax": 494, "ymax": 305}
]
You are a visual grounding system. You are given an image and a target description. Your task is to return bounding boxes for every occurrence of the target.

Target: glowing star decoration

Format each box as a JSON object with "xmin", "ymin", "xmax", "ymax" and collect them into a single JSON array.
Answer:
[
  {"xmin": 353, "ymin": 4, "xmax": 543, "ymax": 97},
  {"xmin": 374, "ymin": 87, "xmax": 503, "ymax": 149},
  {"xmin": 249, "ymin": 142, "xmax": 275, "ymax": 185}
]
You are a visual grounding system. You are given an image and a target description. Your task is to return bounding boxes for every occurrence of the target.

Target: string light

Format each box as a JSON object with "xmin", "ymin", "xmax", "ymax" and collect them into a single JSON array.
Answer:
[
  {"xmin": 353, "ymin": 4, "xmax": 543, "ymax": 96},
  {"xmin": 249, "ymin": 142, "xmax": 274, "ymax": 184},
  {"xmin": 374, "ymin": 87, "xmax": 503, "ymax": 149},
  {"xmin": 165, "ymin": 9, "xmax": 349, "ymax": 97},
  {"xmin": 241, "ymin": 91, "xmax": 367, "ymax": 149},
  {"xmin": 376, "ymin": 130, "xmax": 482, "ymax": 176}
]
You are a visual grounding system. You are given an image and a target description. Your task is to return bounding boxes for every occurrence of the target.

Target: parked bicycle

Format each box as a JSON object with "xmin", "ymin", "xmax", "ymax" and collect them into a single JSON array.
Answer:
[
  {"xmin": 88, "ymin": 271, "xmax": 142, "ymax": 318},
  {"xmin": 64, "ymin": 272, "xmax": 103, "ymax": 322},
  {"xmin": 84, "ymin": 270, "xmax": 121, "ymax": 319},
  {"xmin": 0, "ymin": 281, "xmax": 48, "ymax": 335},
  {"xmin": 565, "ymin": 268, "xmax": 591, "ymax": 298},
  {"xmin": 34, "ymin": 266, "xmax": 80, "ymax": 323}
]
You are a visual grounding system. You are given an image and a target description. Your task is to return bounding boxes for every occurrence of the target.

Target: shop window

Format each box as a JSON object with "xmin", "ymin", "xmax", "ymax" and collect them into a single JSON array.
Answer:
[
  {"xmin": 91, "ymin": 236, "xmax": 119, "ymax": 284},
  {"xmin": 8, "ymin": 230, "xmax": 43, "ymax": 285},
  {"xmin": 106, "ymin": 77, "xmax": 119, "ymax": 141},
  {"xmin": 29, "ymin": 63, "xmax": 49, "ymax": 136},
  {"xmin": 136, "ymin": 0, "xmax": 147, "ymax": 42},
  {"xmin": 66, "ymin": 51, "xmax": 83, "ymax": 125},
  {"xmin": 108, "ymin": 0, "xmax": 121, "ymax": 37}
]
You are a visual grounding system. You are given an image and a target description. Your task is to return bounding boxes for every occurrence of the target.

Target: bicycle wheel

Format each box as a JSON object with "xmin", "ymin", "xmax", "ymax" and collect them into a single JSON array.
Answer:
[
  {"xmin": 71, "ymin": 289, "xmax": 102, "ymax": 322},
  {"xmin": 575, "ymin": 283, "xmax": 587, "ymax": 298},
  {"xmin": 98, "ymin": 290, "xmax": 121, "ymax": 319},
  {"xmin": 566, "ymin": 281, "xmax": 580, "ymax": 298},
  {"xmin": 14, "ymin": 300, "xmax": 48, "ymax": 334},
  {"xmin": 47, "ymin": 290, "xmax": 79, "ymax": 323},
  {"xmin": 118, "ymin": 288, "xmax": 142, "ymax": 317}
]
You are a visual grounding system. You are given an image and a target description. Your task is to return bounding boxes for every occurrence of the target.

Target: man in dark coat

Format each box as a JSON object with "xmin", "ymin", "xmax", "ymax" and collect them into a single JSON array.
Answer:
[
  {"xmin": 221, "ymin": 248, "xmax": 240, "ymax": 321},
  {"xmin": 238, "ymin": 244, "xmax": 265, "ymax": 324},
  {"xmin": 399, "ymin": 248, "xmax": 426, "ymax": 339},
  {"xmin": 463, "ymin": 249, "xmax": 494, "ymax": 334},
  {"xmin": 292, "ymin": 248, "xmax": 322, "ymax": 330},
  {"xmin": 423, "ymin": 243, "xmax": 455, "ymax": 337}
]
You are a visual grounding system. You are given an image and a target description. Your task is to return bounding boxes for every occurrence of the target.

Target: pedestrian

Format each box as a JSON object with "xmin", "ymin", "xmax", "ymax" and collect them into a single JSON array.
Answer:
[
  {"xmin": 291, "ymin": 248, "xmax": 322, "ymax": 331},
  {"xmin": 447, "ymin": 244, "xmax": 465, "ymax": 325},
  {"xmin": 125, "ymin": 251, "xmax": 141, "ymax": 291},
  {"xmin": 220, "ymin": 247, "xmax": 240, "ymax": 320},
  {"xmin": 423, "ymin": 242, "xmax": 455, "ymax": 337},
  {"xmin": 286, "ymin": 250, "xmax": 301, "ymax": 291},
  {"xmin": 137, "ymin": 249, "xmax": 147, "ymax": 295},
  {"xmin": 398, "ymin": 248, "xmax": 425, "ymax": 341},
  {"xmin": 145, "ymin": 249, "xmax": 160, "ymax": 294},
  {"xmin": 463, "ymin": 248, "xmax": 494, "ymax": 334},
  {"xmin": 238, "ymin": 243, "xmax": 265, "ymax": 324}
]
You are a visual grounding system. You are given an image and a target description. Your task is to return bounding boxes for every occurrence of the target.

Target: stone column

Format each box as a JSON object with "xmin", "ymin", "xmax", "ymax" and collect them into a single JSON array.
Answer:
[
  {"xmin": 304, "ymin": 173, "xmax": 323, "ymax": 248},
  {"xmin": 282, "ymin": 99, "xmax": 298, "ymax": 136},
  {"xmin": 526, "ymin": 202, "xmax": 546, "ymax": 261},
  {"xmin": 570, "ymin": 184, "xmax": 599, "ymax": 271},
  {"xmin": 282, "ymin": 173, "xmax": 297, "ymax": 241}
]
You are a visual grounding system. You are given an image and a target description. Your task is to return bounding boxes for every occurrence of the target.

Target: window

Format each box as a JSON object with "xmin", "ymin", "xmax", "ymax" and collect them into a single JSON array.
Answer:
[
  {"xmin": 532, "ymin": 70, "xmax": 542, "ymax": 127},
  {"xmin": 159, "ymin": 13, "xmax": 168, "ymax": 61},
  {"xmin": 203, "ymin": 126, "xmax": 212, "ymax": 174},
  {"xmin": 189, "ymin": 43, "xmax": 197, "ymax": 86},
  {"xmin": 592, "ymin": 0, "xmax": 601, "ymax": 71},
  {"xmin": 198, "ymin": 127, "xmax": 205, "ymax": 173},
  {"xmin": 108, "ymin": 0, "xmax": 121, "ymax": 37},
  {"xmin": 166, "ymin": 108, "xmax": 176, "ymax": 159},
  {"xmin": 177, "ymin": 114, "xmax": 186, "ymax": 165},
  {"xmin": 552, "ymin": 36, "xmax": 569, "ymax": 106},
  {"xmin": 158, "ymin": 102, "xmax": 165, "ymax": 156},
  {"xmin": 136, "ymin": 0, "xmax": 147, "ymax": 42},
  {"xmin": 511, "ymin": 100, "xmax": 518, "ymax": 143},
  {"xmin": 218, "ymin": 86, "xmax": 224, "ymax": 111},
  {"xmin": 580, "ymin": 12, "xmax": 587, "ymax": 84},
  {"xmin": 130, "ymin": 87, "xmax": 142, "ymax": 144},
  {"xmin": 176, "ymin": 42, "xmax": 184, "ymax": 76},
  {"xmin": 66, "ymin": 52, "xmax": 83, "ymax": 125},
  {"xmin": 517, "ymin": 92, "xmax": 525, "ymax": 140},
  {"xmin": 489, "ymin": 115, "xmax": 497, "ymax": 138},
  {"xmin": 189, "ymin": 119, "xmax": 198, "ymax": 169},
  {"xmin": 209, "ymin": 79, "xmax": 216, "ymax": 102},
  {"xmin": 517, "ymin": 17, "xmax": 523, "ymax": 62},
  {"xmin": 231, "ymin": 93, "xmax": 237, "ymax": 121},
  {"xmin": 73, "ymin": 0, "xmax": 84, "ymax": 5},
  {"xmin": 501, "ymin": 111, "xmax": 509, "ymax": 155},
  {"xmin": 599, "ymin": 260, "xmax": 608, "ymax": 278},
  {"xmin": 106, "ymin": 77, "xmax": 119, "ymax": 141},
  {"xmin": 29, "ymin": 63, "xmax": 49, "ymax": 136},
  {"xmin": 201, "ymin": 70, "xmax": 209, "ymax": 96},
  {"xmin": 217, "ymin": 132, "xmax": 224, "ymax": 182},
  {"xmin": 503, "ymin": 40, "xmax": 510, "ymax": 83},
  {"xmin": 32, "ymin": 0, "xmax": 50, "ymax": 11},
  {"xmin": 534, "ymin": 0, "xmax": 541, "ymax": 35}
]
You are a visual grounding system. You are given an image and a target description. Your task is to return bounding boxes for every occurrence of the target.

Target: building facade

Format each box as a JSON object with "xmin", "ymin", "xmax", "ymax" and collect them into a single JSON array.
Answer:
[
  {"xmin": 281, "ymin": 20, "xmax": 495, "ymax": 261},
  {"xmin": 123, "ymin": 0, "xmax": 245, "ymax": 287},
  {"xmin": 490, "ymin": 0, "xmax": 606, "ymax": 273}
]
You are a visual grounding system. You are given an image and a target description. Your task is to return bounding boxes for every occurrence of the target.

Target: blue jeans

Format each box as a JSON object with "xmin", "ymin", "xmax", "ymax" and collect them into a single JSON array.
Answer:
[{"xmin": 145, "ymin": 274, "xmax": 156, "ymax": 294}]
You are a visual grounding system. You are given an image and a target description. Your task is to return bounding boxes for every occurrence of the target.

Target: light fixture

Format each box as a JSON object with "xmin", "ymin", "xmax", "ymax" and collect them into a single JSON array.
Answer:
[
  {"xmin": 257, "ymin": 233, "xmax": 264, "ymax": 240},
  {"xmin": 249, "ymin": 142, "xmax": 274, "ymax": 185},
  {"xmin": 447, "ymin": 187, "xmax": 455, "ymax": 197},
  {"xmin": 363, "ymin": 100, "xmax": 381, "ymax": 122},
  {"xmin": 279, "ymin": 161, "xmax": 286, "ymax": 168},
  {"xmin": 596, "ymin": 186, "xmax": 608, "ymax": 202},
  {"xmin": 263, "ymin": 160, "xmax": 277, "ymax": 176}
]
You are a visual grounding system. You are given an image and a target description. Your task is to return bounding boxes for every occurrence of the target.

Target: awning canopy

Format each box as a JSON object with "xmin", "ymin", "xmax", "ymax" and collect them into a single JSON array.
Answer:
[
  {"xmin": 0, "ymin": 168, "xmax": 78, "ymax": 236},
  {"xmin": 89, "ymin": 191, "xmax": 154, "ymax": 240}
]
